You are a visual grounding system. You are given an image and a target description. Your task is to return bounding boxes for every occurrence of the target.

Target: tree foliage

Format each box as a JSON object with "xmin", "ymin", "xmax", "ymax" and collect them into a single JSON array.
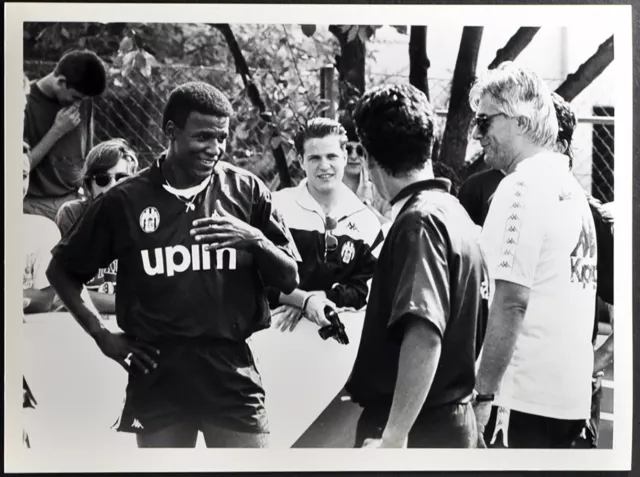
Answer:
[{"xmin": 23, "ymin": 22, "xmax": 337, "ymax": 184}]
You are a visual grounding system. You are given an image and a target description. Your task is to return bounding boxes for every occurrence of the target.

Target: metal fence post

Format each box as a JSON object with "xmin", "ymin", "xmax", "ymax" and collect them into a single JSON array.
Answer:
[{"xmin": 320, "ymin": 66, "xmax": 336, "ymax": 119}]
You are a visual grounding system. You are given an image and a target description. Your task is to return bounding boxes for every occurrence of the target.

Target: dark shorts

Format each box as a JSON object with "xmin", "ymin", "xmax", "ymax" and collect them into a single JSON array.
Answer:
[
  {"xmin": 355, "ymin": 400, "xmax": 478, "ymax": 448},
  {"xmin": 113, "ymin": 337, "xmax": 269, "ymax": 435},
  {"xmin": 483, "ymin": 406, "xmax": 586, "ymax": 449}
]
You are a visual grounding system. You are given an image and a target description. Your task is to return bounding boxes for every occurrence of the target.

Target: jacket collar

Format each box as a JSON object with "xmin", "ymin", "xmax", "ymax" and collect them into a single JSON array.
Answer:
[{"xmin": 295, "ymin": 178, "xmax": 368, "ymax": 220}]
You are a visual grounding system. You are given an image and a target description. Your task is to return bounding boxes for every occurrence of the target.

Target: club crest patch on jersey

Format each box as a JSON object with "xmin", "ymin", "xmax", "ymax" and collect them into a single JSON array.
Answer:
[
  {"xmin": 340, "ymin": 240, "xmax": 356, "ymax": 264},
  {"xmin": 140, "ymin": 207, "xmax": 160, "ymax": 233}
]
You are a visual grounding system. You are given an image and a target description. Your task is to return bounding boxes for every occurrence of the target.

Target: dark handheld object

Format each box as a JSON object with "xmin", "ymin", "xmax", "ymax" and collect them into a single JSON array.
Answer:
[{"xmin": 318, "ymin": 306, "xmax": 349, "ymax": 345}]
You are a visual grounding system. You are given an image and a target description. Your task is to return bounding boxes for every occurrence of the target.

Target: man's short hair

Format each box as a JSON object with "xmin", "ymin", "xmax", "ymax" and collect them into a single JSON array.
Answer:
[
  {"xmin": 294, "ymin": 117, "xmax": 348, "ymax": 156},
  {"xmin": 54, "ymin": 50, "xmax": 107, "ymax": 97},
  {"xmin": 353, "ymin": 83, "xmax": 436, "ymax": 177},
  {"xmin": 551, "ymin": 92, "xmax": 577, "ymax": 165},
  {"xmin": 162, "ymin": 81, "xmax": 233, "ymax": 131},
  {"xmin": 469, "ymin": 61, "xmax": 558, "ymax": 150}
]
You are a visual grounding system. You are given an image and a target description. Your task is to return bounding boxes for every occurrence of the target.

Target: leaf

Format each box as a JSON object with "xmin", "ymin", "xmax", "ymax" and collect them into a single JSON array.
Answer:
[
  {"xmin": 235, "ymin": 123, "xmax": 250, "ymax": 140},
  {"xmin": 119, "ymin": 36, "xmax": 134, "ymax": 54},
  {"xmin": 357, "ymin": 27, "xmax": 369, "ymax": 44},
  {"xmin": 35, "ymin": 26, "xmax": 50, "ymax": 42},
  {"xmin": 300, "ymin": 24, "xmax": 316, "ymax": 37},
  {"xmin": 347, "ymin": 26, "xmax": 358, "ymax": 43},
  {"xmin": 60, "ymin": 27, "xmax": 70, "ymax": 39},
  {"xmin": 391, "ymin": 25, "xmax": 408, "ymax": 35},
  {"xmin": 121, "ymin": 51, "xmax": 136, "ymax": 77}
]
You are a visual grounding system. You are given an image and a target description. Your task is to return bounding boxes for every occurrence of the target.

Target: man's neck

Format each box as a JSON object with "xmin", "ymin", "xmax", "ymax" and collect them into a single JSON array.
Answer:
[
  {"xmin": 342, "ymin": 172, "xmax": 360, "ymax": 194},
  {"xmin": 306, "ymin": 182, "xmax": 341, "ymax": 215},
  {"xmin": 505, "ymin": 144, "xmax": 548, "ymax": 175},
  {"xmin": 385, "ymin": 167, "xmax": 435, "ymax": 202},
  {"xmin": 163, "ymin": 150, "xmax": 209, "ymax": 189}
]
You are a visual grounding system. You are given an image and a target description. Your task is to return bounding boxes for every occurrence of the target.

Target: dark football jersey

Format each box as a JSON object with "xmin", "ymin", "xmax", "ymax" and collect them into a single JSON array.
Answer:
[
  {"xmin": 52, "ymin": 157, "xmax": 299, "ymax": 342},
  {"xmin": 346, "ymin": 179, "xmax": 488, "ymax": 409}
]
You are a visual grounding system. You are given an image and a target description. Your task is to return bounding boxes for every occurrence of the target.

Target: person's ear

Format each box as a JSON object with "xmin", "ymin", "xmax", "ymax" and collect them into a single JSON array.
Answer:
[
  {"xmin": 164, "ymin": 121, "xmax": 177, "ymax": 141},
  {"xmin": 54, "ymin": 75, "xmax": 67, "ymax": 90}
]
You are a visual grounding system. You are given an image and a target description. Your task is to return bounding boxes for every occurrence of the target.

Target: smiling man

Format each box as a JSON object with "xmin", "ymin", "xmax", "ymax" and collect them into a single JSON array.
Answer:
[
  {"xmin": 470, "ymin": 62, "xmax": 597, "ymax": 448},
  {"xmin": 46, "ymin": 81, "xmax": 300, "ymax": 448},
  {"xmin": 269, "ymin": 118, "xmax": 382, "ymax": 332},
  {"xmin": 24, "ymin": 50, "xmax": 107, "ymax": 221}
]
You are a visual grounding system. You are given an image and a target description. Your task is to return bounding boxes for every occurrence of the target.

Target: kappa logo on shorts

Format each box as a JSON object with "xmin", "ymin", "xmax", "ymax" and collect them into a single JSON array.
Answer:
[
  {"xmin": 131, "ymin": 418, "xmax": 144, "ymax": 430},
  {"xmin": 140, "ymin": 207, "xmax": 160, "ymax": 233}
]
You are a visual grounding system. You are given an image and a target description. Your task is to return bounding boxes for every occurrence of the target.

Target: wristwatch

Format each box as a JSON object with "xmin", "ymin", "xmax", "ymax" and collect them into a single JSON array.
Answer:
[{"xmin": 473, "ymin": 391, "xmax": 495, "ymax": 403}]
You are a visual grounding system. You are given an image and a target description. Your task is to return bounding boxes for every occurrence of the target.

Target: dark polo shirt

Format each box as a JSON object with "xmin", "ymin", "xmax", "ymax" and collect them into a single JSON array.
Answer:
[{"xmin": 346, "ymin": 179, "xmax": 488, "ymax": 410}]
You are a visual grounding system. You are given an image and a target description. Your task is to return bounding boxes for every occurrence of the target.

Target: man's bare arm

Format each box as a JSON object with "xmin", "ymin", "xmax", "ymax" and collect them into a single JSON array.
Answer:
[
  {"xmin": 27, "ymin": 105, "xmax": 81, "ymax": 170},
  {"xmin": 381, "ymin": 317, "xmax": 442, "ymax": 446},
  {"xmin": 476, "ymin": 279, "xmax": 530, "ymax": 395},
  {"xmin": 46, "ymin": 257, "xmax": 106, "ymax": 338}
]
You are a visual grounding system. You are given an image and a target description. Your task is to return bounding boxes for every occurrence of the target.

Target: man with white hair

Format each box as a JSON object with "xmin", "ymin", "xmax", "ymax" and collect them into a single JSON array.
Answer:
[{"xmin": 470, "ymin": 62, "xmax": 598, "ymax": 448}]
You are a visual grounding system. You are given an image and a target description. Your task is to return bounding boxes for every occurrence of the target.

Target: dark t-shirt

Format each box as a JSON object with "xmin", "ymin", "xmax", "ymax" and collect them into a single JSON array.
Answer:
[
  {"xmin": 346, "ymin": 179, "xmax": 488, "ymax": 409},
  {"xmin": 457, "ymin": 169, "xmax": 506, "ymax": 227},
  {"xmin": 52, "ymin": 157, "xmax": 299, "ymax": 342},
  {"xmin": 24, "ymin": 82, "xmax": 93, "ymax": 198},
  {"xmin": 56, "ymin": 199, "xmax": 117, "ymax": 294}
]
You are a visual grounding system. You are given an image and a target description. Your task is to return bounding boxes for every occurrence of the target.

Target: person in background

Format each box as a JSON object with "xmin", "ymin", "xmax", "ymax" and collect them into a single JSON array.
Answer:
[
  {"xmin": 457, "ymin": 155, "xmax": 506, "ymax": 227},
  {"xmin": 24, "ymin": 50, "xmax": 107, "ymax": 221},
  {"xmin": 22, "ymin": 70, "xmax": 61, "ymax": 315},
  {"xmin": 270, "ymin": 118, "xmax": 383, "ymax": 332},
  {"xmin": 471, "ymin": 62, "xmax": 597, "ymax": 449},
  {"xmin": 345, "ymin": 84, "xmax": 487, "ymax": 448},
  {"xmin": 55, "ymin": 139, "xmax": 139, "ymax": 314},
  {"xmin": 338, "ymin": 110, "xmax": 392, "ymax": 224}
]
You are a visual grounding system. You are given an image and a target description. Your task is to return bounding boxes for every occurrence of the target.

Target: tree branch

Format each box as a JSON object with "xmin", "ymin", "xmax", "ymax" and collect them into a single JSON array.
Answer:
[
  {"xmin": 209, "ymin": 23, "xmax": 292, "ymax": 188},
  {"xmin": 487, "ymin": 27, "xmax": 540, "ymax": 69},
  {"xmin": 555, "ymin": 35, "xmax": 614, "ymax": 102}
]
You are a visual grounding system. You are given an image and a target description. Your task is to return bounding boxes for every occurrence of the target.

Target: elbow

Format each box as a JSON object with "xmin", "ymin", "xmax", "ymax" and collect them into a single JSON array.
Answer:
[
  {"xmin": 279, "ymin": 266, "xmax": 299, "ymax": 295},
  {"xmin": 45, "ymin": 259, "xmax": 60, "ymax": 291}
]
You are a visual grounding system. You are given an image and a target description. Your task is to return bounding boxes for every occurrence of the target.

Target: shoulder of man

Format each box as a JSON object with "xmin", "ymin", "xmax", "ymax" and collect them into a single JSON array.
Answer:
[{"xmin": 218, "ymin": 161, "xmax": 272, "ymax": 195}]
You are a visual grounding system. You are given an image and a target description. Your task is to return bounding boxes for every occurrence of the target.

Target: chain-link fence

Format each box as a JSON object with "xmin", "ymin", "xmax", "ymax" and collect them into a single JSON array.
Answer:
[
  {"xmin": 24, "ymin": 60, "xmax": 326, "ymax": 186},
  {"xmin": 24, "ymin": 60, "xmax": 614, "ymax": 201},
  {"xmin": 369, "ymin": 72, "xmax": 615, "ymax": 202}
]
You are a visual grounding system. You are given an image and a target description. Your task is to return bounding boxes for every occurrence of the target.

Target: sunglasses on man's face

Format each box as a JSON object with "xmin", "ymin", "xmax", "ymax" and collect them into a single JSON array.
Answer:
[
  {"xmin": 324, "ymin": 216, "xmax": 338, "ymax": 261},
  {"xmin": 346, "ymin": 143, "xmax": 365, "ymax": 157},
  {"xmin": 93, "ymin": 173, "xmax": 130, "ymax": 187},
  {"xmin": 474, "ymin": 113, "xmax": 507, "ymax": 136}
]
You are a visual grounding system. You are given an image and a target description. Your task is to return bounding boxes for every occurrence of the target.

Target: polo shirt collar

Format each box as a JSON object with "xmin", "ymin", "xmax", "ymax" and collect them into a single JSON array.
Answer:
[
  {"xmin": 295, "ymin": 178, "xmax": 368, "ymax": 219},
  {"xmin": 514, "ymin": 151, "xmax": 570, "ymax": 173},
  {"xmin": 390, "ymin": 178, "xmax": 451, "ymax": 221}
]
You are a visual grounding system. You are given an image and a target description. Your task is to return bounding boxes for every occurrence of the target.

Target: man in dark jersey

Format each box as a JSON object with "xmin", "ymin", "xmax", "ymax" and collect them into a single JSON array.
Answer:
[
  {"xmin": 24, "ymin": 50, "xmax": 107, "ymax": 221},
  {"xmin": 344, "ymin": 84, "xmax": 488, "ymax": 448},
  {"xmin": 46, "ymin": 82, "xmax": 300, "ymax": 448}
]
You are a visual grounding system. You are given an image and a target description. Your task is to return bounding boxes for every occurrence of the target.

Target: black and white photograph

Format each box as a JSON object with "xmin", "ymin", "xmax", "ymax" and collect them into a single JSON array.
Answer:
[{"xmin": 4, "ymin": 2, "xmax": 634, "ymax": 473}]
